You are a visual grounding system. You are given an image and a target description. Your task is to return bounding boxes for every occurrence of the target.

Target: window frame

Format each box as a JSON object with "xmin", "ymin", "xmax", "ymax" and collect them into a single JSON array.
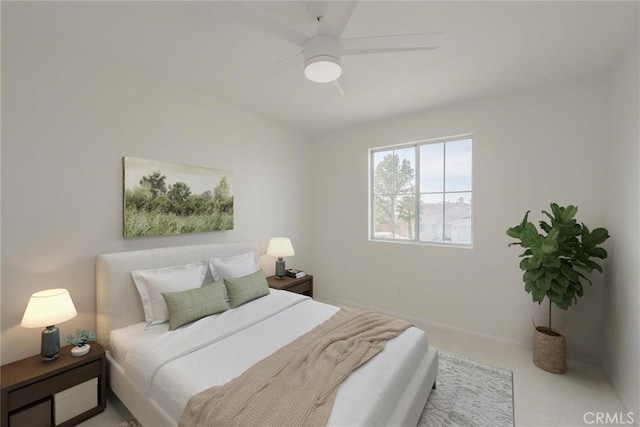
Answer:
[{"xmin": 368, "ymin": 134, "xmax": 474, "ymax": 248}]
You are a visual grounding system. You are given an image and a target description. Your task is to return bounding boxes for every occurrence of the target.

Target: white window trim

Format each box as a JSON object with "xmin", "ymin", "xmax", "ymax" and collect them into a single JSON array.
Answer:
[{"xmin": 368, "ymin": 134, "xmax": 474, "ymax": 248}]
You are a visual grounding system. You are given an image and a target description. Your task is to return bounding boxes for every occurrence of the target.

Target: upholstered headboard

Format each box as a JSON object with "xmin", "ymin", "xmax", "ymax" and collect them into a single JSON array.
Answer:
[{"xmin": 96, "ymin": 242, "xmax": 259, "ymax": 350}]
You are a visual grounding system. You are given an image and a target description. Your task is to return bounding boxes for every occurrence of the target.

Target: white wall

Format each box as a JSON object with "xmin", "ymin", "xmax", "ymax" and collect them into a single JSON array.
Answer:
[
  {"xmin": 311, "ymin": 74, "xmax": 611, "ymax": 362},
  {"xmin": 1, "ymin": 4, "xmax": 313, "ymax": 364},
  {"xmin": 603, "ymin": 38, "xmax": 640, "ymax": 420}
]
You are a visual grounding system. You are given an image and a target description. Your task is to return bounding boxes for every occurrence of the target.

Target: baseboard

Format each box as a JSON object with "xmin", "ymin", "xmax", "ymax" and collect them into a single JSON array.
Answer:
[
  {"xmin": 601, "ymin": 367, "xmax": 639, "ymax": 427},
  {"xmin": 315, "ymin": 293, "xmax": 597, "ymax": 365}
]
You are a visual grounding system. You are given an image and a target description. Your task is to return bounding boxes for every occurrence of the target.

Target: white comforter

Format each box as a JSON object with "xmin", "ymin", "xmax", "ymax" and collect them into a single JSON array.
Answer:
[{"xmin": 110, "ymin": 290, "xmax": 429, "ymax": 425}]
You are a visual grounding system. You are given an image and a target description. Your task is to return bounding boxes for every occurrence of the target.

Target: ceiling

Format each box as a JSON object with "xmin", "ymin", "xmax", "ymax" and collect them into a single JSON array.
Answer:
[{"xmin": 12, "ymin": 1, "xmax": 639, "ymax": 134}]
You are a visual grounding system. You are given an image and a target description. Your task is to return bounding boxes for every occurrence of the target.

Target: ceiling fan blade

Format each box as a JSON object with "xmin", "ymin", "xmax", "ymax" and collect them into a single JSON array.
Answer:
[
  {"xmin": 342, "ymin": 32, "xmax": 444, "ymax": 55},
  {"xmin": 343, "ymin": 46, "xmax": 438, "ymax": 56},
  {"xmin": 332, "ymin": 68, "xmax": 352, "ymax": 95},
  {"xmin": 315, "ymin": 1, "xmax": 359, "ymax": 38},
  {"xmin": 250, "ymin": 51, "xmax": 303, "ymax": 77},
  {"xmin": 219, "ymin": 3, "xmax": 307, "ymax": 48}
]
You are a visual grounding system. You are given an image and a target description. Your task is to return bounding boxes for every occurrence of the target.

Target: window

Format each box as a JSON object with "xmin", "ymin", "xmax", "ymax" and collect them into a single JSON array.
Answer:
[{"xmin": 370, "ymin": 136, "xmax": 473, "ymax": 246}]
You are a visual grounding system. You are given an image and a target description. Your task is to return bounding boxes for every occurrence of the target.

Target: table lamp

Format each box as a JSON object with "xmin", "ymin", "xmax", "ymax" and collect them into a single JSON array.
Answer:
[
  {"xmin": 267, "ymin": 237, "xmax": 295, "ymax": 280},
  {"xmin": 21, "ymin": 288, "xmax": 78, "ymax": 362}
]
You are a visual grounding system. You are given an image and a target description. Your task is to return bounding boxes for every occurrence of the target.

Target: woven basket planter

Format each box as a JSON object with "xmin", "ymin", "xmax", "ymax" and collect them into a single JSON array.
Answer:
[{"xmin": 533, "ymin": 326, "xmax": 566, "ymax": 374}]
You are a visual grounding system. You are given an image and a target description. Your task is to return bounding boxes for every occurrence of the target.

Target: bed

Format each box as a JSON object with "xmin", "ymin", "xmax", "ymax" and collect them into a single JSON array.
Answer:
[{"xmin": 96, "ymin": 242, "xmax": 438, "ymax": 426}]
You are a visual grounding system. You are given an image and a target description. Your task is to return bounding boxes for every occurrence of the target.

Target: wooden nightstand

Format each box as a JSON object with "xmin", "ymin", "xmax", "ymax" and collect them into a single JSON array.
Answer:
[
  {"xmin": 267, "ymin": 274, "xmax": 313, "ymax": 298},
  {"xmin": 1, "ymin": 342, "xmax": 107, "ymax": 427}
]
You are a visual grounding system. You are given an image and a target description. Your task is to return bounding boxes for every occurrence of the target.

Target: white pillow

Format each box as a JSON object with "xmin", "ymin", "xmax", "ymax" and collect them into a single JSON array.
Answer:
[
  {"xmin": 209, "ymin": 252, "xmax": 258, "ymax": 281},
  {"xmin": 132, "ymin": 261, "xmax": 208, "ymax": 326}
]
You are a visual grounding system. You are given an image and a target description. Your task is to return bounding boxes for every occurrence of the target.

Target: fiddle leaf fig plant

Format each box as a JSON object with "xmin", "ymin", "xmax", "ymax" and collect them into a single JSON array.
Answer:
[{"xmin": 506, "ymin": 203, "xmax": 609, "ymax": 331}]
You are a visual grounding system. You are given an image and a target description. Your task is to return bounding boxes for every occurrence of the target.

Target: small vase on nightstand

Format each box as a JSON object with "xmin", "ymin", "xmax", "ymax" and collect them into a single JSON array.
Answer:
[{"xmin": 71, "ymin": 344, "xmax": 90, "ymax": 357}]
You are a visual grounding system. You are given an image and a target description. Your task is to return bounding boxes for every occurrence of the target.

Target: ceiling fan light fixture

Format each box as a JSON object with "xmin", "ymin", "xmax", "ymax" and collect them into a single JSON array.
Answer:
[
  {"xmin": 304, "ymin": 55, "xmax": 342, "ymax": 83},
  {"xmin": 303, "ymin": 35, "xmax": 343, "ymax": 83}
]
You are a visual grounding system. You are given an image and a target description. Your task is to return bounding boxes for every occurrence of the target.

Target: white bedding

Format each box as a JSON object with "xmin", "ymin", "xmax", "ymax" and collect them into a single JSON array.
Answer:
[{"xmin": 110, "ymin": 289, "xmax": 431, "ymax": 425}]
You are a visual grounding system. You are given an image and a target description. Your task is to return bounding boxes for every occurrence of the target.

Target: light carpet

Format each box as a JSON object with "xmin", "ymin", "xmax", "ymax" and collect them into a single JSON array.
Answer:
[
  {"xmin": 118, "ymin": 349, "xmax": 514, "ymax": 427},
  {"xmin": 419, "ymin": 349, "xmax": 514, "ymax": 427}
]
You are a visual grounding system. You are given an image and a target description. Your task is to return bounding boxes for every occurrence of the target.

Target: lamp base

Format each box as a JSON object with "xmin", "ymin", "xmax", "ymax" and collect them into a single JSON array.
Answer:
[
  {"xmin": 42, "ymin": 354, "xmax": 59, "ymax": 362},
  {"xmin": 41, "ymin": 325, "xmax": 60, "ymax": 362},
  {"xmin": 275, "ymin": 258, "xmax": 286, "ymax": 280}
]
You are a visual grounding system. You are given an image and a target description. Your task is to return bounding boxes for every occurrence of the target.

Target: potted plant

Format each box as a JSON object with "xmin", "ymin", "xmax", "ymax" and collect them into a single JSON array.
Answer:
[
  {"xmin": 65, "ymin": 329, "xmax": 97, "ymax": 357},
  {"xmin": 506, "ymin": 203, "xmax": 609, "ymax": 373}
]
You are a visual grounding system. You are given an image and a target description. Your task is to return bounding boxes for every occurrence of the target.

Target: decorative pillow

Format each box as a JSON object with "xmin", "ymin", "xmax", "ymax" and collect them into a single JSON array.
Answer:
[
  {"xmin": 209, "ymin": 252, "xmax": 258, "ymax": 281},
  {"xmin": 132, "ymin": 261, "xmax": 208, "ymax": 326},
  {"xmin": 162, "ymin": 281, "xmax": 229, "ymax": 330},
  {"xmin": 224, "ymin": 270, "xmax": 270, "ymax": 308}
]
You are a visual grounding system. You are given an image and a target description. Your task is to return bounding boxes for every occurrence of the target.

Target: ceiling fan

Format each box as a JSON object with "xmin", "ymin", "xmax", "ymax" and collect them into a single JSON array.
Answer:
[{"xmin": 232, "ymin": 1, "xmax": 443, "ymax": 94}]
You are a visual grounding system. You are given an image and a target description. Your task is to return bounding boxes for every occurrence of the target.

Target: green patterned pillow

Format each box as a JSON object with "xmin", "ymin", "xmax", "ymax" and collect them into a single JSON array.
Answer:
[
  {"xmin": 162, "ymin": 281, "xmax": 229, "ymax": 330},
  {"xmin": 224, "ymin": 270, "xmax": 270, "ymax": 308}
]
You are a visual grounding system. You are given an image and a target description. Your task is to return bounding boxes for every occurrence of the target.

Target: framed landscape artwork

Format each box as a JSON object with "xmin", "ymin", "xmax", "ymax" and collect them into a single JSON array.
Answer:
[{"xmin": 123, "ymin": 157, "xmax": 233, "ymax": 238}]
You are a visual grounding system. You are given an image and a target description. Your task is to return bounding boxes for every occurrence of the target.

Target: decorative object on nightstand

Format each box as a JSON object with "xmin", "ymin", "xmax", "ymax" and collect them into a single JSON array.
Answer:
[
  {"xmin": 66, "ymin": 329, "xmax": 97, "ymax": 357},
  {"xmin": 286, "ymin": 268, "xmax": 306, "ymax": 279},
  {"xmin": 20, "ymin": 288, "xmax": 78, "ymax": 362},
  {"xmin": 266, "ymin": 237, "xmax": 295, "ymax": 280}
]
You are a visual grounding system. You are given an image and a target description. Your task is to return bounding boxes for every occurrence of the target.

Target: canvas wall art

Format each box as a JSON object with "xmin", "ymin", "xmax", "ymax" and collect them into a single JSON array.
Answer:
[{"xmin": 123, "ymin": 157, "xmax": 233, "ymax": 238}]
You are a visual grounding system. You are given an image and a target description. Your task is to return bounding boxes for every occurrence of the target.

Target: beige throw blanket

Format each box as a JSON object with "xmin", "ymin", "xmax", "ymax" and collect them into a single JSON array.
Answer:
[{"xmin": 179, "ymin": 307, "xmax": 411, "ymax": 427}]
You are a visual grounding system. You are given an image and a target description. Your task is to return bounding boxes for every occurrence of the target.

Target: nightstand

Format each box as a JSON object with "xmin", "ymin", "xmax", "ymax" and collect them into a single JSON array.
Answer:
[
  {"xmin": 266, "ymin": 274, "xmax": 313, "ymax": 298},
  {"xmin": 1, "ymin": 343, "xmax": 107, "ymax": 427}
]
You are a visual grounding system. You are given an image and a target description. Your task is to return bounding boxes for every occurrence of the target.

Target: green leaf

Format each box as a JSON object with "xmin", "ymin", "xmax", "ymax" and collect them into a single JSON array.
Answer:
[
  {"xmin": 531, "ymin": 287, "xmax": 546, "ymax": 302},
  {"xmin": 546, "ymin": 269, "xmax": 560, "ymax": 280},
  {"xmin": 555, "ymin": 275, "xmax": 570, "ymax": 289},
  {"xmin": 586, "ymin": 247, "xmax": 608, "ymax": 259},
  {"xmin": 576, "ymin": 271, "xmax": 593, "ymax": 287},
  {"xmin": 520, "ymin": 223, "xmax": 542, "ymax": 248},
  {"xmin": 518, "ymin": 249, "xmax": 533, "ymax": 257},
  {"xmin": 524, "ymin": 280, "xmax": 534, "ymax": 293},
  {"xmin": 589, "ymin": 227, "xmax": 610, "ymax": 246},
  {"xmin": 551, "ymin": 280, "xmax": 564, "ymax": 294},
  {"xmin": 561, "ymin": 224, "xmax": 583, "ymax": 237},
  {"xmin": 540, "ymin": 274, "xmax": 553, "ymax": 292},
  {"xmin": 575, "ymin": 281, "xmax": 584, "ymax": 297},
  {"xmin": 506, "ymin": 211, "xmax": 530, "ymax": 239},
  {"xmin": 584, "ymin": 259, "xmax": 603, "ymax": 273},
  {"xmin": 563, "ymin": 205, "xmax": 578, "ymax": 222},
  {"xmin": 524, "ymin": 268, "xmax": 545, "ymax": 283},
  {"xmin": 541, "ymin": 228, "xmax": 559, "ymax": 254},
  {"xmin": 559, "ymin": 262, "xmax": 578, "ymax": 281},
  {"xmin": 549, "ymin": 292, "xmax": 565, "ymax": 308},
  {"xmin": 542, "ymin": 209, "xmax": 554, "ymax": 222},
  {"xmin": 542, "ymin": 257, "xmax": 561, "ymax": 268}
]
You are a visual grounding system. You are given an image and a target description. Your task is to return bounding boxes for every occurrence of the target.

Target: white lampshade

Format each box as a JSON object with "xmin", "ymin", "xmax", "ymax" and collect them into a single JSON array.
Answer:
[
  {"xmin": 21, "ymin": 288, "xmax": 78, "ymax": 328},
  {"xmin": 266, "ymin": 237, "xmax": 295, "ymax": 258}
]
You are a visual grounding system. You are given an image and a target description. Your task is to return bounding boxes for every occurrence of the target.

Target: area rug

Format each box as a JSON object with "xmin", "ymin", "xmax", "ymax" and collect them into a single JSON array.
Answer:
[
  {"xmin": 117, "ymin": 349, "xmax": 514, "ymax": 427},
  {"xmin": 419, "ymin": 349, "xmax": 514, "ymax": 427},
  {"xmin": 116, "ymin": 420, "xmax": 141, "ymax": 427}
]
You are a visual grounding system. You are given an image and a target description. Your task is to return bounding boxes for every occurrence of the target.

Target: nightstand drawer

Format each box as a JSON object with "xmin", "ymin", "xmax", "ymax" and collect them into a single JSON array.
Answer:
[
  {"xmin": 286, "ymin": 282, "xmax": 311, "ymax": 295},
  {"xmin": 9, "ymin": 398, "xmax": 51, "ymax": 427},
  {"xmin": 54, "ymin": 378, "xmax": 98, "ymax": 425},
  {"xmin": 7, "ymin": 360, "xmax": 101, "ymax": 412}
]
